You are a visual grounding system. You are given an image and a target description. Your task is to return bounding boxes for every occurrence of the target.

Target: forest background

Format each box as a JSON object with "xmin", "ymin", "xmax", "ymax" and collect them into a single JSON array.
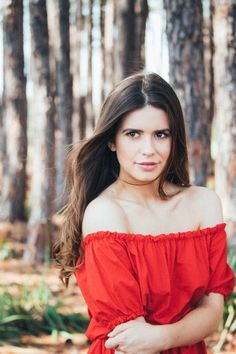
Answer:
[{"xmin": 0, "ymin": 0, "xmax": 235, "ymax": 353}]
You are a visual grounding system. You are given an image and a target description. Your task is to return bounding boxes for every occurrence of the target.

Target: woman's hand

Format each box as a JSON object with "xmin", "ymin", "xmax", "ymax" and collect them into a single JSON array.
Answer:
[
  {"xmin": 105, "ymin": 318, "xmax": 164, "ymax": 354},
  {"xmin": 113, "ymin": 316, "xmax": 156, "ymax": 354}
]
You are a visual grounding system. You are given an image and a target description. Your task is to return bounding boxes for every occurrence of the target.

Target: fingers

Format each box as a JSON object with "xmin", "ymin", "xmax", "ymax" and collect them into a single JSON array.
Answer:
[
  {"xmin": 105, "ymin": 335, "xmax": 121, "ymax": 349},
  {"xmin": 108, "ymin": 322, "xmax": 132, "ymax": 337}
]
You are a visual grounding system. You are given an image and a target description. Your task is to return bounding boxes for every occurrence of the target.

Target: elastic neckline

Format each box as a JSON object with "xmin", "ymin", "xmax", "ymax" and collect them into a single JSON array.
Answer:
[{"xmin": 83, "ymin": 222, "xmax": 226, "ymax": 244}]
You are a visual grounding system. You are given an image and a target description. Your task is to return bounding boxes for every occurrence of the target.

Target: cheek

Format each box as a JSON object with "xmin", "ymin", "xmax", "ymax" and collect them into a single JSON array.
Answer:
[
  {"xmin": 157, "ymin": 141, "xmax": 171, "ymax": 156},
  {"xmin": 115, "ymin": 139, "xmax": 137, "ymax": 158}
]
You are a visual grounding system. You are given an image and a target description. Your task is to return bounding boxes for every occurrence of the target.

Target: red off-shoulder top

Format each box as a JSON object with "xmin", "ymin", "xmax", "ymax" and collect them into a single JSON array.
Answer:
[{"xmin": 74, "ymin": 223, "xmax": 235, "ymax": 354}]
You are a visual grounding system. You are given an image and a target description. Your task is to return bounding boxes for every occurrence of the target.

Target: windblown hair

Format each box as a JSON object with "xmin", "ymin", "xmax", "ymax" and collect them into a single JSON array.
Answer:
[{"xmin": 53, "ymin": 72, "xmax": 191, "ymax": 286}]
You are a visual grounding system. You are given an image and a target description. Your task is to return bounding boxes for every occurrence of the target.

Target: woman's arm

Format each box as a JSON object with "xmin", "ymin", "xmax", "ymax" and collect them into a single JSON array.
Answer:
[
  {"xmin": 158, "ymin": 293, "xmax": 224, "ymax": 350},
  {"xmin": 106, "ymin": 293, "xmax": 224, "ymax": 352}
]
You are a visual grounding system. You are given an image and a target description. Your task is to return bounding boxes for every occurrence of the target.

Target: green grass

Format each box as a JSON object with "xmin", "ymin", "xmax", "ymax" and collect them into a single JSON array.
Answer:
[
  {"xmin": 0, "ymin": 281, "xmax": 89, "ymax": 345},
  {"xmin": 225, "ymin": 248, "xmax": 236, "ymax": 331},
  {"xmin": 214, "ymin": 249, "xmax": 236, "ymax": 352},
  {"xmin": 0, "ymin": 240, "xmax": 14, "ymax": 260}
]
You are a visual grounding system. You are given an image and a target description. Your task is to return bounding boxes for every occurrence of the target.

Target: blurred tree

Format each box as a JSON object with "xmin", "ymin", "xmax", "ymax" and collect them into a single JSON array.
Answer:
[
  {"xmin": 163, "ymin": 0, "xmax": 209, "ymax": 186},
  {"xmin": 100, "ymin": 0, "xmax": 106, "ymax": 102},
  {"xmin": 213, "ymin": 1, "xmax": 236, "ymax": 239},
  {"xmin": 86, "ymin": 0, "xmax": 94, "ymax": 136},
  {"xmin": 71, "ymin": 0, "xmax": 86, "ymax": 141},
  {"xmin": 24, "ymin": 0, "xmax": 55, "ymax": 262},
  {"xmin": 0, "ymin": 97, "xmax": 3, "ymax": 170},
  {"xmin": 0, "ymin": 0, "xmax": 27, "ymax": 222},
  {"xmin": 203, "ymin": 0, "xmax": 215, "ymax": 178},
  {"xmin": 102, "ymin": 0, "xmax": 115, "ymax": 98},
  {"xmin": 208, "ymin": 0, "xmax": 215, "ymax": 134},
  {"xmin": 114, "ymin": 0, "xmax": 149, "ymax": 81},
  {"xmin": 72, "ymin": 0, "xmax": 87, "ymax": 140},
  {"xmin": 52, "ymin": 0, "xmax": 73, "ymax": 212}
]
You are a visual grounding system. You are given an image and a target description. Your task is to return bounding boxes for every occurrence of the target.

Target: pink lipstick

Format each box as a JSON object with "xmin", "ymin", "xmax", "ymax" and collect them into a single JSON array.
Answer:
[{"xmin": 136, "ymin": 162, "xmax": 160, "ymax": 171}]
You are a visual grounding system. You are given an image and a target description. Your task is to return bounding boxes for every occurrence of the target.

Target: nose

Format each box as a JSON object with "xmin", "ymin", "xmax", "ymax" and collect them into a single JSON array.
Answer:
[{"xmin": 141, "ymin": 136, "xmax": 155, "ymax": 156}]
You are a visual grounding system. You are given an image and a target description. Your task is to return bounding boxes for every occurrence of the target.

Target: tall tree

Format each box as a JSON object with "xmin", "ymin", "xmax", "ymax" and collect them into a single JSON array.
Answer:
[
  {"xmin": 213, "ymin": 1, "xmax": 236, "ymax": 238},
  {"xmin": 100, "ymin": 0, "xmax": 106, "ymax": 102},
  {"xmin": 115, "ymin": 0, "xmax": 149, "ymax": 81},
  {"xmin": 53, "ymin": 0, "xmax": 73, "ymax": 211},
  {"xmin": 102, "ymin": 0, "xmax": 115, "ymax": 98},
  {"xmin": 0, "ymin": 0, "xmax": 27, "ymax": 222},
  {"xmin": 71, "ymin": 0, "xmax": 85, "ymax": 141},
  {"xmin": 208, "ymin": 0, "xmax": 215, "ymax": 132},
  {"xmin": 202, "ymin": 0, "xmax": 215, "ymax": 181},
  {"xmin": 86, "ymin": 0, "xmax": 94, "ymax": 136},
  {"xmin": 24, "ymin": 0, "xmax": 55, "ymax": 261},
  {"xmin": 0, "ymin": 97, "xmax": 3, "ymax": 178},
  {"xmin": 163, "ymin": 0, "xmax": 209, "ymax": 186},
  {"xmin": 70, "ymin": 0, "xmax": 88, "ymax": 140}
]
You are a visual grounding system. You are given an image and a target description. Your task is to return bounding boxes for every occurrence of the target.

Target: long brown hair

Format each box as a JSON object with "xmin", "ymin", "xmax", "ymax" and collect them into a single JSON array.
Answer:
[{"xmin": 53, "ymin": 72, "xmax": 191, "ymax": 286}]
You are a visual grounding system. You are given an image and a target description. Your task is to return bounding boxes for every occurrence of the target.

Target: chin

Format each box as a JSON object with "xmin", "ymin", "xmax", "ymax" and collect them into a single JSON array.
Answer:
[{"xmin": 130, "ymin": 173, "xmax": 160, "ymax": 183}]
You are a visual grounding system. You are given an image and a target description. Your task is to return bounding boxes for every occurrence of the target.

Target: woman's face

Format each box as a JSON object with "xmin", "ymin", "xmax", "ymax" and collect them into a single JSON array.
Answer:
[{"xmin": 110, "ymin": 105, "xmax": 172, "ymax": 184}]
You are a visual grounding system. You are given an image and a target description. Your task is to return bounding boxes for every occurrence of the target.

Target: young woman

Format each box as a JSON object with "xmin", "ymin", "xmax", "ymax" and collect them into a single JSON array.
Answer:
[{"xmin": 54, "ymin": 72, "xmax": 235, "ymax": 354}]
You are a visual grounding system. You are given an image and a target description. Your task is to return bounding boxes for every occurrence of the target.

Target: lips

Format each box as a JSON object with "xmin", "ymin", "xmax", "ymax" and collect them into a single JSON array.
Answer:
[
  {"xmin": 137, "ymin": 162, "xmax": 159, "ymax": 165},
  {"xmin": 135, "ymin": 162, "xmax": 160, "ymax": 171}
]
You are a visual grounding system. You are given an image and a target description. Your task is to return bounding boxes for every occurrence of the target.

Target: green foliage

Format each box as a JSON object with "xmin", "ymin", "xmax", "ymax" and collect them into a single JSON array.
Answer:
[
  {"xmin": 224, "ymin": 248, "xmax": 236, "ymax": 333},
  {"xmin": 214, "ymin": 249, "xmax": 236, "ymax": 352},
  {"xmin": 0, "ymin": 281, "xmax": 89, "ymax": 345},
  {"xmin": 0, "ymin": 240, "xmax": 14, "ymax": 260}
]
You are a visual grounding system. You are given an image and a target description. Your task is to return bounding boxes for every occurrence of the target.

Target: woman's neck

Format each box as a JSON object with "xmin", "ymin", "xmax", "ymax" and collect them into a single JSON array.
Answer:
[
  {"xmin": 111, "ymin": 179, "xmax": 183, "ymax": 209},
  {"xmin": 114, "ymin": 176, "xmax": 166, "ymax": 203}
]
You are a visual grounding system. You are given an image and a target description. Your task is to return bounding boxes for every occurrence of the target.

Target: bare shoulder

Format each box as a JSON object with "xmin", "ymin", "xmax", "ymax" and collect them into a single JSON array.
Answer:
[
  {"xmin": 186, "ymin": 186, "xmax": 224, "ymax": 228},
  {"xmin": 82, "ymin": 195, "xmax": 129, "ymax": 237}
]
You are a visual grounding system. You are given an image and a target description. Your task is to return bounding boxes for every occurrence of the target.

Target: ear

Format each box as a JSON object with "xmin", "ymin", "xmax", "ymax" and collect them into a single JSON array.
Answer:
[{"xmin": 107, "ymin": 142, "xmax": 116, "ymax": 152}]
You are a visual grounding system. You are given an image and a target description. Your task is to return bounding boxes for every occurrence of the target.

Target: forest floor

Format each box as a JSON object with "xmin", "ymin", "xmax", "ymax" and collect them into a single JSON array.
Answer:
[{"xmin": 0, "ymin": 221, "xmax": 235, "ymax": 354}]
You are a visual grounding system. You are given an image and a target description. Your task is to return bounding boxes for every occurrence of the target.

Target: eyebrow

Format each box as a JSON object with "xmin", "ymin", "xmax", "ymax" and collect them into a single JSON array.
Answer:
[{"xmin": 121, "ymin": 128, "xmax": 171, "ymax": 133}]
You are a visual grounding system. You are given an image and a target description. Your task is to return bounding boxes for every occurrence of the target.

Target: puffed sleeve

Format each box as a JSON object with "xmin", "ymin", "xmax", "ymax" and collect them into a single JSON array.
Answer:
[
  {"xmin": 74, "ymin": 233, "xmax": 146, "ymax": 340},
  {"xmin": 205, "ymin": 224, "xmax": 235, "ymax": 301}
]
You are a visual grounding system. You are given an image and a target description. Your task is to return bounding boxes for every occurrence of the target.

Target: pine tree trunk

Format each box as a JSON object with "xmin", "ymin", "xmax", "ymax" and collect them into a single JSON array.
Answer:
[
  {"xmin": 134, "ymin": 0, "xmax": 149, "ymax": 69},
  {"xmin": 0, "ymin": 0, "xmax": 27, "ymax": 222},
  {"xmin": 53, "ymin": 0, "xmax": 73, "ymax": 211},
  {"xmin": 104, "ymin": 0, "xmax": 115, "ymax": 96},
  {"xmin": 115, "ymin": 0, "xmax": 148, "ymax": 81},
  {"xmin": 203, "ymin": 0, "xmax": 215, "ymax": 180},
  {"xmin": 208, "ymin": 0, "xmax": 215, "ymax": 129},
  {"xmin": 86, "ymin": 0, "xmax": 94, "ymax": 137},
  {"xmin": 77, "ymin": 0, "xmax": 88, "ymax": 139},
  {"xmin": 24, "ymin": 0, "xmax": 55, "ymax": 262},
  {"xmin": 163, "ymin": 0, "xmax": 209, "ymax": 186},
  {"xmin": 100, "ymin": 0, "xmax": 106, "ymax": 102},
  {"xmin": 214, "ymin": 2, "xmax": 236, "ymax": 239},
  {"xmin": 0, "ymin": 97, "xmax": 3, "ymax": 175},
  {"xmin": 71, "ymin": 0, "xmax": 82, "ymax": 141}
]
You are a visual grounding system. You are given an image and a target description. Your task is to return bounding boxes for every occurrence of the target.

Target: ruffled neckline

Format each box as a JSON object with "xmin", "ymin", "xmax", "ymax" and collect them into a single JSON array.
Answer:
[{"xmin": 83, "ymin": 222, "xmax": 226, "ymax": 244}]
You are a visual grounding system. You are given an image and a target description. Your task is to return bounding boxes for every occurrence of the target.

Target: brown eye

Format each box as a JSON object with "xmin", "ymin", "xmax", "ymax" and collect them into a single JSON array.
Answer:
[
  {"xmin": 126, "ymin": 131, "xmax": 139, "ymax": 138},
  {"xmin": 155, "ymin": 132, "xmax": 170, "ymax": 139}
]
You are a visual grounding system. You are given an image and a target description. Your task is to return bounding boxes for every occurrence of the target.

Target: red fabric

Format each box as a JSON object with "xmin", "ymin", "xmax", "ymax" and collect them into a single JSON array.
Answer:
[{"xmin": 74, "ymin": 223, "xmax": 235, "ymax": 354}]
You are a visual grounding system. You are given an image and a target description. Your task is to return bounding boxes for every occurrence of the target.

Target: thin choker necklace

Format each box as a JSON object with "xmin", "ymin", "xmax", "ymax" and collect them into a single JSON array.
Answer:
[{"xmin": 117, "ymin": 176, "xmax": 159, "ymax": 186}]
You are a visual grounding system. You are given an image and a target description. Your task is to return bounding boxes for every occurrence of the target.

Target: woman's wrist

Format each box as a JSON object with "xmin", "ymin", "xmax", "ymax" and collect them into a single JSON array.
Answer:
[{"xmin": 149, "ymin": 323, "xmax": 173, "ymax": 352}]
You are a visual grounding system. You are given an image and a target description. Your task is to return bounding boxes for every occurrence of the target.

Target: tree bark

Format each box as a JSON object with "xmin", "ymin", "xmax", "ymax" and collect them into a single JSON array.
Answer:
[
  {"xmin": 71, "ymin": 0, "xmax": 82, "ymax": 141},
  {"xmin": 202, "ymin": 0, "xmax": 215, "ymax": 181},
  {"xmin": 163, "ymin": 0, "xmax": 209, "ymax": 186},
  {"xmin": 24, "ymin": 0, "xmax": 55, "ymax": 262},
  {"xmin": 100, "ymin": 0, "xmax": 106, "ymax": 102},
  {"xmin": 53, "ymin": 0, "xmax": 73, "ymax": 211},
  {"xmin": 104, "ymin": 0, "xmax": 116, "ymax": 95},
  {"xmin": 115, "ymin": 0, "xmax": 149, "ymax": 81},
  {"xmin": 0, "ymin": 97, "xmax": 3, "ymax": 183},
  {"xmin": 213, "ymin": 1, "xmax": 236, "ymax": 239},
  {"xmin": 0, "ymin": 0, "xmax": 27, "ymax": 222},
  {"xmin": 86, "ymin": 0, "xmax": 94, "ymax": 137}
]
